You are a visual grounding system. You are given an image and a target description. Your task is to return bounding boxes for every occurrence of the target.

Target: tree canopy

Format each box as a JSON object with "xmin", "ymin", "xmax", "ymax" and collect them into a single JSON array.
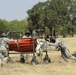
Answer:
[
  {"xmin": 0, "ymin": 19, "xmax": 29, "ymax": 36},
  {"xmin": 27, "ymin": 0, "xmax": 76, "ymax": 37}
]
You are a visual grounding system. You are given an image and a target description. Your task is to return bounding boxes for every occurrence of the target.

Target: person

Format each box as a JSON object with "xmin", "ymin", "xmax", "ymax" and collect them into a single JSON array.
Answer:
[
  {"xmin": 48, "ymin": 36, "xmax": 76, "ymax": 61},
  {"xmin": 0, "ymin": 33, "xmax": 10, "ymax": 57},
  {"xmin": 22, "ymin": 30, "xmax": 31, "ymax": 60},
  {"xmin": 22, "ymin": 30, "xmax": 31, "ymax": 38},
  {"xmin": 32, "ymin": 29, "xmax": 37, "ymax": 36},
  {"xmin": 0, "ymin": 33, "xmax": 14, "ymax": 66}
]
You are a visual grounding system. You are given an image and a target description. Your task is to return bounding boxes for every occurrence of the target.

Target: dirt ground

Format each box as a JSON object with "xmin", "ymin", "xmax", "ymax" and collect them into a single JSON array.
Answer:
[{"xmin": 0, "ymin": 37, "xmax": 76, "ymax": 75}]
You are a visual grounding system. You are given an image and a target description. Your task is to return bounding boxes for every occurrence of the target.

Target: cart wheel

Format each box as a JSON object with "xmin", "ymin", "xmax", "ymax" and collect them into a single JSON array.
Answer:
[
  {"xmin": 43, "ymin": 55, "xmax": 51, "ymax": 63},
  {"xmin": 31, "ymin": 57, "xmax": 39, "ymax": 65},
  {"xmin": 20, "ymin": 54, "xmax": 25, "ymax": 63}
]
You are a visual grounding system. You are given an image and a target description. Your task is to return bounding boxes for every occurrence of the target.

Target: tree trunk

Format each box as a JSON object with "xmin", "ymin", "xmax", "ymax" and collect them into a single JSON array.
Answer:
[
  {"xmin": 50, "ymin": 27, "xmax": 52, "ymax": 36},
  {"xmin": 62, "ymin": 26, "xmax": 66, "ymax": 38},
  {"xmin": 53, "ymin": 29, "xmax": 56, "ymax": 37},
  {"xmin": 71, "ymin": 28, "xmax": 74, "ymax": 37}
]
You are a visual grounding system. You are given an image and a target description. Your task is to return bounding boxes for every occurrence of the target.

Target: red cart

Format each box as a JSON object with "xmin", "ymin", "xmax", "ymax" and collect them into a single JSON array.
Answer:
[
  {"xmin": 8, "ymin": 38, "xmax": 39, "ymax": 64},
  {"xmin": 8, "ymin": 38, "xmax": 37, "ymax": 52}
]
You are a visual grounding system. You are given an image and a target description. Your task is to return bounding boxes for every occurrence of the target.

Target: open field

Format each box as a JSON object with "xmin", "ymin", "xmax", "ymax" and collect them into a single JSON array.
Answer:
[{"xmin": 0, "ymin": 37, "xmax": 76, "ymax": 75}]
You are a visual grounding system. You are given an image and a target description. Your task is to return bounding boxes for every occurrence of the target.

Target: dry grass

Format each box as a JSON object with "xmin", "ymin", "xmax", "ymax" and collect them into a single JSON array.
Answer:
[{"xmin": 0, "ymin": 37, "xmax": 76, "ymax": 75}]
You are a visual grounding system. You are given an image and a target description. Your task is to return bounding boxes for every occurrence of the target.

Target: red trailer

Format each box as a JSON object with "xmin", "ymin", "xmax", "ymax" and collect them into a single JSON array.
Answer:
[
  {"xmin": 7, "ymin": 29, "xmax": 50, "ymax": 64},
  {"xmin": 7, "ymin": 38, "xmax": 39, "ymax": 64},
  {"xmin": 8, "ymin": 38, "xmax": 37, "ymax": 52}
]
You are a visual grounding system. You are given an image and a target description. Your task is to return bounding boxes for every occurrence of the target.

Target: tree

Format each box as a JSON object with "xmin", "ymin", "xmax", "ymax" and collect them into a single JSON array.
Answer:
[
  {"xmin": 0, "ymin": 19, "xmax": 7, "ymax": 34},
  {"xmin": 27, "ymin": 0, "xmax": 76, "ymax": 37}
]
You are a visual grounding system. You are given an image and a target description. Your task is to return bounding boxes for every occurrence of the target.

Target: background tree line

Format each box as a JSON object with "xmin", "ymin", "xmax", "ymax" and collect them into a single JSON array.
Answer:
[
  {"xmin": 0, "ymin": 19, "xmax": 29, "ymax": 36},
  {"xmin": 27, "ymin": 0, "xmax": 76, "ymax": 37},
  {"xmin": 0, "ymin": 0, "xmax": 76, "ymax": 37}
]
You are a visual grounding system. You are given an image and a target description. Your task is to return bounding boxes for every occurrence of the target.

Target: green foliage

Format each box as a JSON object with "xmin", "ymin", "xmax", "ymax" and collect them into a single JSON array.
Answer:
[
  {"xmin": 27, "ymin": 0, "xmax": 76, "ymax": 37},
  {"xmin": 0, "ymin": 19, "xmax": 7, "ymax": 34},
  {"xmin": 0, "ymin": 19, "xmax": 29, "ymax": 36}
]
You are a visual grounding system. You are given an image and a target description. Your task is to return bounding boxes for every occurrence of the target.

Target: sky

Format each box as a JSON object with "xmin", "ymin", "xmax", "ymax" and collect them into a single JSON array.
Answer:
[{"xmin": 0, "ymin": 0, "xmax": 46, "ymax": 21}]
